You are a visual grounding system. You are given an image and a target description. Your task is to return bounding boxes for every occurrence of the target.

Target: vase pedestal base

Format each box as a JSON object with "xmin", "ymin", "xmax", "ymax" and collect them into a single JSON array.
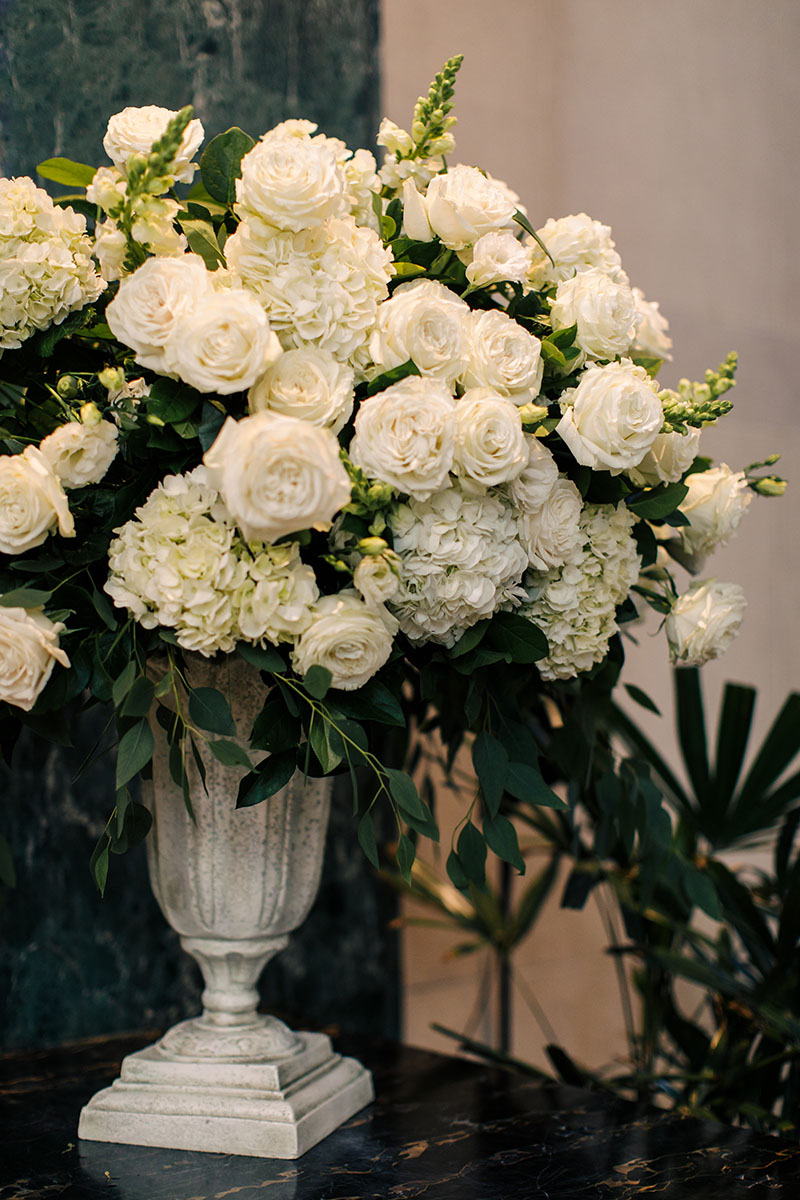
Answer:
[{"xmin": 78, "ymin": 1030, "xmax": 374, "ymax": 1159}]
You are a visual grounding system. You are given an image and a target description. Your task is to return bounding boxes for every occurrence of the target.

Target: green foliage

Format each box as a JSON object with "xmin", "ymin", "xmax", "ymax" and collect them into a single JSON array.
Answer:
[{"xmin": 200, "ymin": 127, "xmax": 256, "ymax": 206}]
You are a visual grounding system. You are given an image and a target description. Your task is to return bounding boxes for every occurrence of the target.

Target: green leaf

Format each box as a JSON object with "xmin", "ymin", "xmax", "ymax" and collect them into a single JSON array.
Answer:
[
  {"xmin": 36, "ymin": 157, "xmax": 96, "ymax": 187},
  {"xmin": 487, "ymin": 612, "xmax": 548, "ymax": 663},
  {"xmin": 363, "ymin": 359, "xmax": 421, "ymax": 397},
  {"xmin": 624, "ymin": 684, "xmax": 661, "ymax": 716},
  {"xmin": 250, "ymin": 697, "xmax": 300, "ymax": 753},
  {"xmin": 0, "ymin": 587, "xmax": 53, "ymax": 609},
  {"xmin": 109, "ymin": 801, "xmax": 152, "ymax": 854},
  {"xmin": 386, "ymin": 768, "xmax": 423, "ymax": 815},
  {"xmin": 358, "ymin": 811, "xmax": 380, "ymax": 869},
  {"xmin": 200, "ymin": 127, "xmax": 256, "ymax": 205},
  {"xmin": 546, "ymin": 322, "xmax": 577, "ymax": 350},
  {"xmin": 0, "ymin": 834, "xmax": 16, "ymax": 887},
  {"xmin": 737, "ymin": 692, "xmax": 800, "ymax": 807},
  {"xmin": 207, "ymin": 739, "xmax": 251, "ymax": 768},
  {"xmin": 448, "ymin": 621, "xmax": 489, "ymax": 660},
  {"xmin": 304, "ymin": 665, "xmax": 333, "ymax": 700},
  {"xmin": 121, "ymin": 676, "xmax": 154, "ymax": 718},
  {"xmin": 89, "ymin": 836, "xmax": 110, "ymax": 896},
  {"xmin": 513, "ymin": 208, "xmax": 554, "ymax": 266},
  {"xmin": 483, "ymin": 813, "xmax": 525, "ymax": 873},
  {"xmin": 446, "ymin": 849, "xmax": 470, "ymax": 891},
  {"xmin": 198, "ymin": 402, "xmax": 227, "ymax": 452},
  {"xmin": 457, "ymin": 821, "xmax": 487, "ymax": 888},
  {"xmin": 472, "ymin": 732, "xmax": 508, "ymax": 817},
  {"xmin": 188, "ymin": 687, "xmax": 236, "ymax": 736},
  {"xmin": 712, "ymin": 681, "xmax": 756, "ymax": 813},
  {"xmin": 111, "ymin": 662, "xmax": 137, "ymax": 708},
  {"xmin": 561, "ymin": 867, "xmax": 600, "ymax": 910},
  {"xmin": 327, "ymin": 680, "xmax": 405, "ymax": 727},
  {"xmin": 146, "ymin": 378, "xmax": 202, "ymax": 424},
  {"xmin": 236, "ymin": 749, "xmax": 296, "ymax": 808},
  {"xmin": 396, "ymin": 833, "xmax": 416, "ymax": 883},
  {"xmin": 92, "ymin": 587, "xmax": 117, "ymax": 631},
  {"xmin": 627, "ymin": 482, "xmax": 689, "ymax": 520},
  {"xmin": 539, "ymin": 340, "xmax": 568, "ymax": 371},
  {"xmin": 309, "ymin": 713, "xmax": 342, "ymax": 772},
  {"xmin": 674, "ymin": 667, "xmax": 710, "ymax": 800},
  {"xmin": 680, "ymin": 865, "xmax": 721, "ymax": 920},
  {"xmin": 115, "ymin": 719, "xmax": 155, "ymax": 790},
  {"xmin": 505, "ymin": 761, "xmax": 566, "ymax": 809},
  {"xmin": 179, "ymin": 217, "xmax": 226, "ymax": 269},
  {"xmin": 237, "ymin": 642, "xmax": 285, "ymax": 673},
  {"xmin": 631, "ymin": 355, "xmax": 664, "ymax": 378}
]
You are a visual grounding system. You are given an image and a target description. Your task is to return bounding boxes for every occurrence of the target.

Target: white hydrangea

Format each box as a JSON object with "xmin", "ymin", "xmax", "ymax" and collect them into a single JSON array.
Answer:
[
  {"xmin": 388, "ymin": 481, "xmax": 528, "ymax": 646},
  {"xmin": 521, "ymin": 502, "xmax": 641, "ymax": 680},
  {"xmin": 528, "ymin": 212, "xmax": 627, "ymax": 289},
  {"xmin": 507, "ymin": 436, "xmax": 559, "ymax": 514},
  {"xmin": 104, "ymin": 467, "xmax": 319, "ymax": 657},
  {"xmin": 0, "ymin": 178, "xmax": 105, "ymax": 353},
  {"xmin": 226, "ymin": 214, "xmax": 392, "ymax": 373}
]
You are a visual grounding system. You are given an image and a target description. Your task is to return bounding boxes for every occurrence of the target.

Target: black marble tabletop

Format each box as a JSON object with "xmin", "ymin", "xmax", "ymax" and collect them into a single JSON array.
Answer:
[{"xmin": 2, "ymin": 1029, "xmax": 800, "ymax": 1199}]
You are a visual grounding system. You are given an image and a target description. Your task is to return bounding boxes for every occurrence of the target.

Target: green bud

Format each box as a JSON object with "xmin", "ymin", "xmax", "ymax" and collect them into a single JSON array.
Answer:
[
  {"xmin": 367, "ymin": 482, "xmax": 394, "ymax": 506},
  {"xmin": 56, "ymin": 374, "xmax": 81, "ymax": 399},
  {"xmin": 332, "ymin": 559, "xmax": 351, "ymax": 573},
  {"xmin": 358, "ymin": 536, "xmax": 388, "ymax": 556},
  {"xmin": 146, "ymin": 414, "xmax": 166, "ymax": 427},
  {"xmin": 98, "ymin": 366, "xmax": 126, "ymax": 393},
  {"xmin": 752, "ymin": 476, "xmax": 787, "ymax": 496},
  {"xmin": 518, "ymin": 402, "xmax": 549, "ymax": 426}
]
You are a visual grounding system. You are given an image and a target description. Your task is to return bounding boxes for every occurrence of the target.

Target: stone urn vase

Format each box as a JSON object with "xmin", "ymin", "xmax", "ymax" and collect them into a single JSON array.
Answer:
[{"xmin": 78, "ymin": 655, "xmax": 374, "ymax": 1158}]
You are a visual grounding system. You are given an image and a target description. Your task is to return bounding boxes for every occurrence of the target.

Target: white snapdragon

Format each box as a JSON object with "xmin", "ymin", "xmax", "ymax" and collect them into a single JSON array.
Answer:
[
  {"xmin": 423, "ymin": 164, "xmax": 517, "ymax": 250},
  {"xmin": 93, "ymin": 220, "xmax": 129, "ymax": 282},
  {"xmin": 507, "ymin": 436, "xmax": 559, "ymax": 514},
  {"xmin": 129, "ymin": 195, "xmax": 188, "ymax": 258},
  {"xmin": 550, "ymin": 268, "xmax": 638, "ymax": 361},
  {"xmin": 248, "ymin": 347, "xmax": 354, "ymax": 433},
  {"xmin": 630, "ymin": 288, "xmax": 673, "ymax": 361},
  {"xmin": 627, "ymin": 429, "xmax": 701, "ymax": 488},
  {"xmin": 369, "ymin": 279, "xmax": 468, "ymax": 386},
  {"xmin": 0, "ymin": 606, "xmax": 70, "ymax": 711},
  {"xmin": 465, "ymin": 230, "xmax": 532, "ymax": 288},
  {"xmin": 235, "ymin": 131, "xmax": 346, "ymax": 234},
  {"xmin": 518, "ymin": 476, "xmax": 584, "ymax": 571},
  {"xmin": 452, "ymin": 389, "xmax": 527, "ymax": 489},
  {"xmin": 103, "ymin": 106, "xmax": 205, "ymax": 182},
  {"xmin": 528, "ymin": 212, "xmax": 626, "ymax": 288},
  {"xmin": 106, "ymin": 254, "xmax": 212, "ymax": 372},
  {"xmin": 0, "ymin": 178, "xmax": 105, "ymax": 353},
  {"xmin": 666, "ymin": 579, "xmax": 747, "ymax": 666},
  {"xmin": 40, "ymin": 404, "xmax": 119, "ymax": 489},
  {"xmin": 556, "ymin": 360, "xmax": 663, "ymax": 474},
  {"xmin": 234, "ymin": 542, "xmax": 319, "ymax": 647},
  {"xmin": 350, "ymin": 375, "xmax": 456, "ymax": 499},
  {"xmin": 389, "ymin": 482, "xmax": 528, "ymax": 646},
  {"xmin": 164, "ymin": 289, "xmax": 283, "ymax": 395},
  {"xmin": 678, "ymin": 464, "xmax": 752, "ymax": 558},
  {"xmin": 461, "ymin": 309, "xmax": 543, "ymax": 403},
  {"xmin": 0, "ymin": 447, "xmax": 74, "ymax": 554},
  {"xmin": 291, "ymin": 590, "xmax": 395, "ymax": 690},
  {"xmin": 203, "ymin": 412, "xmax": 351, "ymax": 544}
]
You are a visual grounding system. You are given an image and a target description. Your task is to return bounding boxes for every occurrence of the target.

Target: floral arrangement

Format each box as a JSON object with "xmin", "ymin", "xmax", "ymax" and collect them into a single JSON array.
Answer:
[{"xmin": 0, "ymin": 57, "xmax": 784, "ymax": 893}]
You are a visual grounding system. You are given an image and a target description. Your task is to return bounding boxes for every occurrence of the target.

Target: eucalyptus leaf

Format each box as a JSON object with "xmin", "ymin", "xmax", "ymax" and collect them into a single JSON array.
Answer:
[
  {"xmin": 188, "ymin": 688, "xmax": 236, "ymax": 737},
  {"xmin": 115, "ymin": 719, "xmax": 155, "ymax": 790}
]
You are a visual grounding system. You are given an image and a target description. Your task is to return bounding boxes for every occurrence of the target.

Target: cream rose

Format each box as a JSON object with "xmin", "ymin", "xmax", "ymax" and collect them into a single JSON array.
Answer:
[
  {"xmin": 106, "ymin": 255, "xmax": 212, "ymax": 372},
  {"xmin": 291, "ymin": 590, "xmax": 395, "ymax": 690},
  {"xmin": 248, "ymin": 347, "xmax": 354, "ymax": 433},
  {"xmin": 40, "ymin": 407, "xmax": 118, "ymax": 489},
  {"xmin": 518, "ymin": 476, "xmax": 584, "ymax": 570},
  {"xmin": 630, "ymin": 288, "xmax": 673, "ymax": 361},
  {"xmin": 666, "ymin": 579, "xmax": 747, "ymax": 666},
  {"xmin": 0, "ymin": 447, "xmax": 74, "ymax": 554},
  {"xmin": 452, "ymin": 388, "xmax": 527, "ymax": 489},
  {"xmin": 423, "ymin": 164, "xmax": 517, "ymax": 250},
  {"xmin": 627, "ymin": 429, "xmax": 700, "ymax": 489},
  {"xmin": 103, "ymin": 106, "xmax": 205, "ymax": 183},
  {"xmin": 203, "ymin": 412, "xmax": 351, "ymax": 543},
  {"xmin": 369, "ymin": 279, "xmax": 468, "ymax": 386},
  {"xmin": 164, "ymin": 290, "xmax": 283, "ymax": 395},
  {"xmin": 508, "ymin": 436, "xmax": 559, "ymax": 513},
  {"xmin": 678, "ymin": 464, "xmax": 752, "ymax": 557},
  {"xmin": 556, "ymin": 360, "xmax": 663, "ymax": 475},
  {"xmin": 550, "ymin": 268, "xmax": 638, "ymax": 361},
  {"xmin": 236, "ymin": 134, "xmax": 346, "ymax": 233},
  {"xmin": 528, "ymin": 212, "xmax": 626, "ymax": 288},
  {"xmin": 461, "ymin": 309, "xmax": 543, "ymax": 403},
  {"xmin": 0, "ymin": 606, "xmax": 70, "ymax": 711},
  {"xmin": 350, "ymin": 375, "xmax": 456, "ymax": 500}
]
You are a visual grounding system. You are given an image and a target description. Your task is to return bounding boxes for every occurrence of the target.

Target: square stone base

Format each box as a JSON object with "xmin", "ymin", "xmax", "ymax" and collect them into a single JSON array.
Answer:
[{"xmin": 78, "ymin": 1031, "xmax": 374, "ymax": 1159}]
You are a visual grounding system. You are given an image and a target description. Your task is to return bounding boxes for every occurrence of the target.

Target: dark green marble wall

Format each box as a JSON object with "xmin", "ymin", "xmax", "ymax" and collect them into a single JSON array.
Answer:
[{"xmin": 0, "ymin": 0, "xmax": 399, "ymax": 1051}]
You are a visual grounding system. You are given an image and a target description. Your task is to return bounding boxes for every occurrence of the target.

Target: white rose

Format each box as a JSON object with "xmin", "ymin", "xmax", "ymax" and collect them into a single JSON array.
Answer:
[
  {"xmin": 103, "ymin": 106, "xmax": 205, "ymax": 183},
  {"xmin": 550, "ymin": 268, "xmax": 638, "ymax": 361},
  {"xmin": 353, "ymin": 554, "xmax": 401, "ymax": 607},
  {"xmin": 369, "ymin": 279, "xmax": 468, "ymax": 386},
  {"xmin": 556, "ymin": 360, "xmax": 663, "ymax": 475},
  {"xmin": 106, "ymin": 255, "xmax": 212, "ymax": 372},
  {"xmin": 627, "ymin": 429, "xmax": 701, "ymax": 488},
  {"xmin": 291, "ymin": 590, "xmax": 395, "ymax": 690},
  {"xmin": 203, "ymin": 413, "xmax": 351, "ymax": 543},
  {"xmin": 248, "ymin": 347, "xmax": 354, "ymax": 433},
  {"xmin": 424, "ymin": 164, "xmax": 517, "ymax": 250},
  {"xmin": 40, "ymin": 409, "xmax": 118, "ymax": 489},
  {"xmin": 508, "ymin": 436, "xmax": 559, "ymax": 513},
  {"xmin": 350, "ymin": 375, "xmax": 456, "ymax": 500},
  {"xmin": 235, "ymin": 134, "xmax": 346, "ymax": 233},
  {"xmin": 666, "ymin": 579, "xmax": 747, "ymax": 666},
  {"xmin": 0, "ymin": 606, "xmax": 70, "ymax": 711},
  {"xmin": 465, "ymin": 230, "xmax": 531, "ymax": 288},
  {"xmin": 678, "ymin": 464, "xmax": 752, "ymax": 557},
  {"xmin": 453, "ymin": 388, "xmax": 527, "ymax": 489},
  {"xmin": 630, "ymin": 287, "xmax": 673, "ymax": 361},
  {"xmin": 164, "ymin": 289, "xmax": 282, "ymax": 395},
  {"xmin": 0, "ymin": 447, "xmax": 74, "ymax": 554},
  {"xmin": 461, "ymin": 309, "xmax": 543, "ymax": 403},
  {"xmin": 518, "ymin": 476, "xmax": 583, "ymax": 570},
  {"xmin": 528, "ymin": 212, "xmax": 626, "ymax": 288}
]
